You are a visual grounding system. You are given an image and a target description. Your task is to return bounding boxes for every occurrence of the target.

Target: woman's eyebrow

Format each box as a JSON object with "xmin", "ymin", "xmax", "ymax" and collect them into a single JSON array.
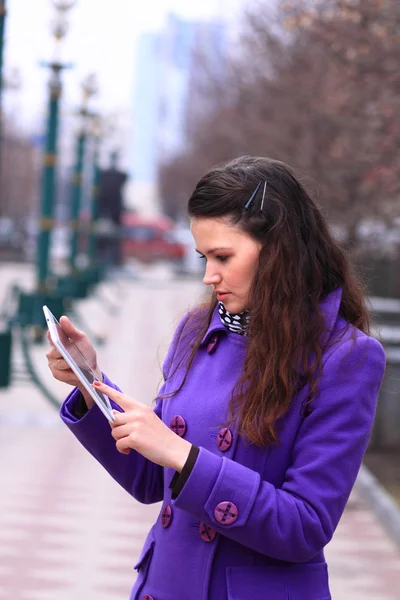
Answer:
[{"xmin": 195, "ymin": 247, "xmax": 232, "ymax": 255}]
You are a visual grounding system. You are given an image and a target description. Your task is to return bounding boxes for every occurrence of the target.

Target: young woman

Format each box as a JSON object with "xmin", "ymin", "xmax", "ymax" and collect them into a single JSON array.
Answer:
[{"xmin": 46, "ymin": 156, "xmax": 386, "ymax": 600}]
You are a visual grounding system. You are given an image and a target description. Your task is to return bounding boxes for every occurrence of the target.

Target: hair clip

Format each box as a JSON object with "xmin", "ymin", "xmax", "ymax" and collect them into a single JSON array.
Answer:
[
  {"xmin": 244, "ymin": 180, "xmax": 268, "ymax": 212},
  {"xmin": 244, "ymin": 181, "xmax": 262, "ymax": 211},
  {"xmin": 260, "ymin": 180, "xmax": 268, "ymax": 212}
]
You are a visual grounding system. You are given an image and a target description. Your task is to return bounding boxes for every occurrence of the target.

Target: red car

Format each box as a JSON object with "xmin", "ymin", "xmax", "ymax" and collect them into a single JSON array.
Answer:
[{"xmin": 121, "ymin": 213, "xmax": 185, "ymax": 263}]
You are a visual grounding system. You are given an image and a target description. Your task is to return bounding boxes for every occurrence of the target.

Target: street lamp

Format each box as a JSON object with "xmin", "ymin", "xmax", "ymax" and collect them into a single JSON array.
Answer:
[
  {"xmin": 87, "ymin": 115, "xmax": 102, "ymax": 266},
  {"xmin": 36, "ymin": 0, "xmax": 76, "ymax": 294},
  {"xmin": 0, "ymin": 0, "xmax": 104, "ymax": 404},
  {"xmin": 69, "ymin": 73, "xmax": 98, "ymax": 274}
]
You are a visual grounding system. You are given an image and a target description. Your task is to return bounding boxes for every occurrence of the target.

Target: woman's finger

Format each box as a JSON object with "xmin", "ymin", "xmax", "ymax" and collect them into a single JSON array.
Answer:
[
  {"xmin": 55, "ymin": 358, "xmax": 70, "ymax": 370},
  {"xmin": 46, "ymin": 346, "xmax": 63, "ymax": 360},
  {"xmin": 93, "ymin": 381, "xmax": 139, "ymax": 412},
  {"xmin": 49, "ymin": 360, "xmax": 71, "ymax": 373},
  {"xmin": 115, "ymin": 437, "xmax": 131, "ymax": 455},
  {"xmin": 110, "ymin": 423, "xmax": 131, "ymax": 441},
  {"xmin": 59, "ymin": 316, "xmax": 86, "ymax": 342},
  {"xmin": 49, "ymin": 366, "xmax": 77, "ymax": 384}
]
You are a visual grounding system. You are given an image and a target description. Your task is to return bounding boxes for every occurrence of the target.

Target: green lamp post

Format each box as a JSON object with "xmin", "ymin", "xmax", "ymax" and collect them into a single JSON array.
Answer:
[
  {"xmin": 56, "ymin": 74, "xmax": 98, "ymax": 299},
  {"xmin": 69, "ymin": 74, "xmax": 98, "ymax": 273},
  {"xmin": 16, "ymin": 0, "xmax": 76, "ymax": 336},
  {"xmin": 0, "ymin": 0, "xmax": 11, "ymax": 391},
  {"xmin": 87, "ymin": 117, "xmax": 102, "ymax": 273},
  {"xmin": 69, "ymin": 129, "xmax": 86, "ymax": 272},
  {"xmin": 37, "ymin": 0, "xmax": 75, "ymax": 294}
]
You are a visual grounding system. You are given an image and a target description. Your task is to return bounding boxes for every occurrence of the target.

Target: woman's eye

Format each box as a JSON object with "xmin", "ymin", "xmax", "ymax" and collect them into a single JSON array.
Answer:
[{"xmin": 196, "ymin": 254, "xmax": 229, "ymax": 263}]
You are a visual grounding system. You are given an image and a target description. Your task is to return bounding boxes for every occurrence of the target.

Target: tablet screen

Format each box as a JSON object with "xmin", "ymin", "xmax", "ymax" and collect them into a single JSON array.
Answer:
[
  {"xmin": 49, "ymin": 312, "xmax": 112, "ymax": 415},
  {"xmin": 53, "ymin": 317, "xmax": 97, "ymax": 383}
]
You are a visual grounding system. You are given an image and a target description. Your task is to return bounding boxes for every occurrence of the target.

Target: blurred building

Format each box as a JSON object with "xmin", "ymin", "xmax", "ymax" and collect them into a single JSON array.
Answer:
[
  {"xmin": 129, "ymin": 13, "xmax": 226, "ymax": 217},
  {"xmin": 158, "ymin": 14, "xmax": 226, "ymax": 163},
  {"xmin": 128, "ymin": 31, "xmax": 162, "ymax": 216}
]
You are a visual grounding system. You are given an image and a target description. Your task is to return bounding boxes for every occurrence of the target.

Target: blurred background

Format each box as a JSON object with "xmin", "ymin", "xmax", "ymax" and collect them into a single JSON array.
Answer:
[{"xmin": 0, "ymin": 1, "xmax": 400, "ymax": 599}]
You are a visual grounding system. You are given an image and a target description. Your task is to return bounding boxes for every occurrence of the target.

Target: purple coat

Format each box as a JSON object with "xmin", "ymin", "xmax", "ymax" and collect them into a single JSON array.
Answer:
[{"xmin": 60, "ymin": 288, "xmax": 386, "ymax": 600}]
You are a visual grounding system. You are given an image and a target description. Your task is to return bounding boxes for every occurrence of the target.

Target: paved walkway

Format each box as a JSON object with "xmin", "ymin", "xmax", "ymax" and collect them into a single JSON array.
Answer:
[
  {"xmin": 1, "ymin": 263, "xmax": 400, "ymax": 599},
  {"xmin": 326, "ymin": 489, "xmax": 400, "ymax": 599}
]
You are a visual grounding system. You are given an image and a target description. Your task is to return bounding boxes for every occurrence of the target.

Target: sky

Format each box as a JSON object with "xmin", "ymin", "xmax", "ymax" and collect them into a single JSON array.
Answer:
[{"xmin": 3, "ymin": 0, "xmax": 243, "ymax": 134}]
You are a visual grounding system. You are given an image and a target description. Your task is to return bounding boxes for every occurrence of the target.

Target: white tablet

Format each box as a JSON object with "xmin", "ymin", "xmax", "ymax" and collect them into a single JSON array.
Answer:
[{"xmin": 43, "ymin": 305, "xmax": 115, "ymax": 422}]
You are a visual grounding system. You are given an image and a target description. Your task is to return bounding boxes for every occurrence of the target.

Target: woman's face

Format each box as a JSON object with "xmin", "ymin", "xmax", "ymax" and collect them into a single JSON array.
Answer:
[{"xmin": 191, "ymin": 216, "xmax": 261, "ymax": 313}]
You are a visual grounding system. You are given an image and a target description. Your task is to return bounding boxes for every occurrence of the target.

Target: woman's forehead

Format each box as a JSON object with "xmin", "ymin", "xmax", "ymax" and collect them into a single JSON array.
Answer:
[
  {"xmin": 190, "ymin": 216, "xmax": 238, "ymax": 234},
  {"xmin": 190, "ymin": 217, "xmax": 255, "ymax": 249}
]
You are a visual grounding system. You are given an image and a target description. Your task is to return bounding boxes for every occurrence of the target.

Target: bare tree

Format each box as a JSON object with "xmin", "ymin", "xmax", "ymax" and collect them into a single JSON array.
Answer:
[
  {"xmin": 279, "ymin": 0, "xmax": 400, "ymax": 235},
  {"xmin": 158, "ymin": 0, "xmax": 400, "ymax": 240}
]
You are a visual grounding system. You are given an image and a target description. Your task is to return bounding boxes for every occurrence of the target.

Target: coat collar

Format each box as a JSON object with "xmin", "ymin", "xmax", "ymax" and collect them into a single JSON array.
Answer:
[
  {"xmin": 200, "ymin": 287, "xmax": 343, "ymax": 348},
  {"xmin": 200, "ymin": 306, "xmax": 228, "ymax": 346}
]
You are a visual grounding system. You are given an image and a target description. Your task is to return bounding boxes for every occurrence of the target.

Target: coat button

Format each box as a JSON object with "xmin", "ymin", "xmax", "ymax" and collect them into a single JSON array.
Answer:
[
  {"xmin": 214, "ymin": 501, "xmax": 238, "ymax": 525},
  {"xmin": 142, "ymin": 595, "xmax": 154, "ymax": 600},
  {"xmin": 207, "ymin": 334, "xmax": 219, "ymax": 354},
  {"xmin": 170, "ymin": 415, "xmax": 187, "ymax": 437},
  {"xmin": 217, "ymin": 428, "xmax": 233, "ymax": 452},
  {"xmin": 161, "ymin": 505, "xmax": 172, "ymax": 529},
  {"xmin": 199, "ymin": 522, "xmax": 216, "ymax": 542}
]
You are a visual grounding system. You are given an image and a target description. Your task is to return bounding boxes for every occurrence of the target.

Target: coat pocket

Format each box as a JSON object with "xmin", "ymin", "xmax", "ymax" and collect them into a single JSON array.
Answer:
[
  {"xmin": 226, "ymin": 563, "xmax": 331, "ymax": 600},
  {"xmin": 132, "ymin": 529, "xmax": 155, "ymax": 600},
  {"xmin": 134, "ymin": 529, "xmax": 155, "ymax": 572}
]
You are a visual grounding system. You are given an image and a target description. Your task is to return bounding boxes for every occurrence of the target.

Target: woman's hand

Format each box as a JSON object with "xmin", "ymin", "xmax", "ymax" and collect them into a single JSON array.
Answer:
[
  {"xmin": 93, "ymin": 380, "xmax": 192, "ymax": 472},
  {"xmin": 46, "ymin": 316, "xmax": 102, "ymax": 408}
]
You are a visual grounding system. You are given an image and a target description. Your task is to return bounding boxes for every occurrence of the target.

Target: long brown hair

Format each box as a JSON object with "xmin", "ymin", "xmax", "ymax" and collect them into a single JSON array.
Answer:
[{"xmin": 167, "ymin": 156, "xmax": 370, "ymax": 446}]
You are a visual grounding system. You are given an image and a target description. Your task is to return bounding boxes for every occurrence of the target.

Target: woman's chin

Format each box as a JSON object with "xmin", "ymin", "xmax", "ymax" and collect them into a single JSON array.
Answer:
[{"xmin": 221, "ymin": 299, "xmax": 246, "ymax": 313}]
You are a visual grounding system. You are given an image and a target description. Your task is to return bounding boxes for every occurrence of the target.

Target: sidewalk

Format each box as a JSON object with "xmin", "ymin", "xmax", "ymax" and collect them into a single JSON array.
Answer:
[
  {"xmin": 0, "ymin": 424, "xmax": 159, "ymax": 600},
  {"xmin": 326, "ymin": 488, "xmax": 400, "ymax": 599},
  {"xmin": 1, "ymin": 422, "xmax": 399, "ymax": 600},
  {"xmin": 0, "ymin": 264, "xmax": 399, "ymax": 599}
]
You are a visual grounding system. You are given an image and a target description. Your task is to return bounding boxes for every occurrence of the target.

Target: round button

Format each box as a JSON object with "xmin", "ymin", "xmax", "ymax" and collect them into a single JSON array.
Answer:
[
  {"xmin": 161, "ymin": 505, "xmax": 172, "ymax": 529},
  {"xmin": 207, "ymin": 334, "xmax": 219, "ymax": 354},
  {"xmin": 217, "ymin": 428, "xmax": 233, "ymax": 452},
  {"xmin": 214, "ymin": 501, "xmax": 238, "ymax": 525},
  {"xmin": 199, "ymin": 522, "xmax": 216, "ymax": 542},
  {"xmin": 170, "ymin": 415, "xmax": 187, "ymax": 437}
]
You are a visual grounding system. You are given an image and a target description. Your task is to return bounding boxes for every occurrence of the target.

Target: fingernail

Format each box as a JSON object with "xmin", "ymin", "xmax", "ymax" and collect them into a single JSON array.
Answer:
[{"xmin": 93, "ymin": 381, "xmax": 101, "ymax": 387}]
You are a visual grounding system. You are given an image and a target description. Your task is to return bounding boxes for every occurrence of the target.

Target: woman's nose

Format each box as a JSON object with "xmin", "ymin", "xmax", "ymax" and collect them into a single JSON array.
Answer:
[{"xmin": 203, "ymin": 264, "xmax": 221, "ymax": 286}]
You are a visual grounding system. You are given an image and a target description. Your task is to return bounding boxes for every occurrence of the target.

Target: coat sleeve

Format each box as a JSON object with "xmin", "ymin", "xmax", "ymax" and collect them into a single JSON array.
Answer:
[
  {"xmin": 59, "ymin": 311, "xmax": 191, "ymax": 505},
  {"xmin": 173, "ymin": 335, "xmax": 386, "ymax": 562}
]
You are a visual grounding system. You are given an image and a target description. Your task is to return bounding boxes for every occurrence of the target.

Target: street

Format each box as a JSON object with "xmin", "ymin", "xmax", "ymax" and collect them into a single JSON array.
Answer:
[{"xmin": 0, "ymin": 262, "xmax": 399, "ymax": 599}]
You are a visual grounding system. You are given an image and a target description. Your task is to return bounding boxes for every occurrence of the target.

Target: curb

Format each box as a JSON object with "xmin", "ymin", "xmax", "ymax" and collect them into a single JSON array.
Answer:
[{"xmin": 356, "ymin": 463, "xmax": 400, "ymax": 550}]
